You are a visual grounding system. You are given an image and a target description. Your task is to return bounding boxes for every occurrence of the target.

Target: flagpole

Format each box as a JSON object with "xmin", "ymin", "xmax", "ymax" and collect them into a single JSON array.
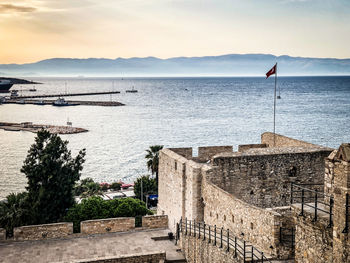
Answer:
[{"xmin": 273, "ymin": 63, "xmax": 277, "ymax": 146}]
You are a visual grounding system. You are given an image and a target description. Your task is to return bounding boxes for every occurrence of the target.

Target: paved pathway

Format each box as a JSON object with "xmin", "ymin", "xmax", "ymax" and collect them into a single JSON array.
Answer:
[{"xmin": 0, "ymin": 229, "xmax": 185, "ymax": 263}]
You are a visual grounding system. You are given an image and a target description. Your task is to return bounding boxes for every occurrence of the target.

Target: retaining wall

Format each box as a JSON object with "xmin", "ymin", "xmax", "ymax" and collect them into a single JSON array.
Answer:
[
  {"xmin": 14, "ymin": 222, "xmax": 73, "ymax": 241},
  {"xmin": 80, "ymin": 217, "xmax": 135, "ymax": 235},
  {"xmin": 73, "ymin": 251, "xmax": 166, "ymax": 263},
  {"xmin": 142, "ymin": 215, "xmax": 168, "ymax": 229},
  {"xmin": 0, "ymin": 228, "xmax": 6, "ymax": 240}
]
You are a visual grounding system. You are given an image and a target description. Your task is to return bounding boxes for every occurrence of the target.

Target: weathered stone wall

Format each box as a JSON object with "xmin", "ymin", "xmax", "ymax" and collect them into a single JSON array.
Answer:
[
  {"xmin": 209, "ymin": 149, "xmax": 331, "ymax": 208},
  {"xmin": 261, "ymin": 132, "xmax": 321, "ymax": 148},
  {"xmin": 13, "ymin": 222, "xmax": 73, "ymax": 241},
  {"xmin": 142, "ymin": 215, "xmax": 168, "ymax": 229},
  {"xmin": 80, "ymin": 217, "xmax": 135, "ymax": 235},
  {"xmin": 0, "ymin": 228, "xmax": 6, "ymax": 240},
  {"xmin": 158, "ymin": 149, "xmax": 189, "ymax": 232},
  {"xmin": 180, "ymin": 232, "xmax": 241, "ymax": 263},
  {"xmin": 202, "ymin": 177, "xmax": 284, "ymax": 257},
  {"xmin": 292, "ymin": 204, "xmax": 333, "ymax": 263},
  {"xmin": 73, "ymin": 251, "xmax": 166, "ymax": 263},
  {"xmin": 326, "ymin": 146, "xmax": 350, "ymax": 263},
  {"xmin": 198, "ymin": 146, "xmax": 233, "ymax": 160},
  {"xmin": 168, "ymin": 147, "xmax": 193, "ymax": 159},
  {"xmin": 238, "ymin": 143, "xmax": 267, "ymax": 152}
]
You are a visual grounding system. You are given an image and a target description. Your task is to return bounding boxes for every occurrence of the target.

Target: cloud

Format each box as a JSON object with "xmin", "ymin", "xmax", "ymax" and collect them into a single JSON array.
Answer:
[{"xmin": 0, "ymin": 3, "xmax": 36, "ymax": 13}]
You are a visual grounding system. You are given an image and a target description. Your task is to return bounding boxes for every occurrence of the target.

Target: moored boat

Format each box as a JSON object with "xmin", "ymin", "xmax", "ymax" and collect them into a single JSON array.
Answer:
[
  {"xmin": 53, "ymin": 97, "xmax": 78, "ymax": 106},
  {"xmin": 126, "ymin": 86, "xmax": 138, "ymax": 93}
]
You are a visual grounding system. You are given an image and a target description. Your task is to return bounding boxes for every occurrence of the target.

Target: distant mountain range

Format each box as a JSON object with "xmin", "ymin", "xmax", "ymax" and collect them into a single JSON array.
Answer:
[{"xmin": 1, "ymin": 54, "xmax": 350, "ymax": 77}]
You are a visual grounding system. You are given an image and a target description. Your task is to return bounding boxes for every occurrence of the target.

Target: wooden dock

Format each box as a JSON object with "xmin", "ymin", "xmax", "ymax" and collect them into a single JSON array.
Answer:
[
  {"xmin": 16, "ymin": 91, "xmax": 121, "ymax": 99},
  {"xmin": 0, "ymin": 122, "xmax": 88, "ymax": 134},
  {"xmin": 3, "ymin": 99, "xmax": 125, "ymax": 106}
]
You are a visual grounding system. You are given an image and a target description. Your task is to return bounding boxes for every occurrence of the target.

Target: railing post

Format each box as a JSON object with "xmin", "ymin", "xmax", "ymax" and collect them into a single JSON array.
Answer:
[
  {"xmin": 343, "ymin": 193, "xmax": 349, "ymax": 233},
  {"xmin": 175, "ymin": 223, "xmax": 179, "ymax": 245},
  {"xmin": 208, "ymin": 225, "xmax": 211, "ymax": 243},
  {"xmin": 290, "ymin": 182, "xmax": 294, "ymax": 204},
  {"xmin": 198, "ymin": 222, "xmax": 201, "ymax": 239},
  {"xmin": 299, "ymin": 189, "xmax": 305, "ymax": 216},
  {"xmin": 313, "ymin": 190, "xmax": 318, "ymax": 222},
  {"xmin": 227, "ymin": 229, "xmax": 229, "ymax": 252},
  {"xmin": 234, "ymin": 236, "xmax": 237, "ymax": 257},
  {"xmin": 214, "ymin": 225, "xmax": 217, "ymax": 246},
  {"xmin": 185, "ymin": 218, "xmax": 188, "ymax": 235},
  {"xmin": 220, "ymin": 227, "xmax": 223, "ymax": 248},
  {"xmin": 189, "ymin": 220, "xmax": 191, "ymax": 236},
  {"xmin": 261, "ymin": 252, "xmax": 264, "ymax": 263},
  {"xmin": 194, "ymin": 219, "xmax": 196, "ymax": 237},
  {"xmin": 251, "ymin": 245, "xmax": 254, "ymax": 262},
  {"xmin": 243, "ymin": 241, "xmax": 246, "ymax": 263},
  {"xmin": 203, "ymin": 223, "xmax": 206, "ymax": 240},
  {"xmin": 328, "ymin": 198, "xmax": 334, "ymax": 228}
]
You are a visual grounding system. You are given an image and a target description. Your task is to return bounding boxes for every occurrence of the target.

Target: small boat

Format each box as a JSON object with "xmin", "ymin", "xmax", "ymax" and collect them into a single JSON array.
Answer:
[
  {"xmin": 34, "ymin": 100, "xmax": 45, "ymax": 105},
  {"xmin": 53, "ymin": 97, "xmax": 78, "ymax": 106},
  {"xmin": 29, "ymin": 88, "xmax": 37, "ymax": 92},
  {"xmin": 126, "ymin": 87, "xmax": 138, "ymax": 93},
  {"xmin": 10, "ymin": 90, "xmax": 19, "ymax": 98}
]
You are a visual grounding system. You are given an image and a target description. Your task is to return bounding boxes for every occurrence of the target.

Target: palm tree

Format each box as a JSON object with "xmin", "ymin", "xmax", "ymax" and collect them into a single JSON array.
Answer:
[{"xmin": 145, "ymin": 145, "xmax": 163, "ymax": 185}]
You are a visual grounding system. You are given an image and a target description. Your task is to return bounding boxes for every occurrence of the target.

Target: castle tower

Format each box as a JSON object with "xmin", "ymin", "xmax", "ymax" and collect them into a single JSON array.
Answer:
[{"xmin": 328, "ymin": 143, "xmax": 350, "ymax": 263}]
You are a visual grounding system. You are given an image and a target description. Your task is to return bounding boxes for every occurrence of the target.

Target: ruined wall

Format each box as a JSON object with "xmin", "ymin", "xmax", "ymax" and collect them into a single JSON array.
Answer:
[
  {"xmin": 0, "ymin": 228, "xmax": 6, "ymax": 240},
  {"xmin": 292, "ymin": 205, "xmax": 333, "ymax": 263},
  {"xmin": 202, "ymin": 177, "xmax": 284, "ymax": 257},
  {"xmin": 180, "ymin": 233, "xmax": 241, "ymax": 263},
  {"xmin": 73, "ymin": 251, "xmax": 166, "ymax": 263},
  {"xmin": 80, "ymin": 217, "xmax": 135, "ymax": 235},
  {"xmin": 210, "ymin": 150, "xmax": 331, "ymax": 208},
  {"xmin": 261, "ymin": 132, "xmax": 321, "ymax": 148},
  {"xmin": 142, "ymin": 215, "xmax": 168, "ymax": 229},
  {"xmin": 13, "ymin": 222, "xmax": 73, "ymax": 241}
]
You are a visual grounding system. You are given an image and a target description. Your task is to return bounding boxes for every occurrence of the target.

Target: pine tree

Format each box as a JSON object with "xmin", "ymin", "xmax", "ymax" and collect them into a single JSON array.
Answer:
[{"xmin": 21, "ymin": 130, "xmax": 86, "ymax": 224}]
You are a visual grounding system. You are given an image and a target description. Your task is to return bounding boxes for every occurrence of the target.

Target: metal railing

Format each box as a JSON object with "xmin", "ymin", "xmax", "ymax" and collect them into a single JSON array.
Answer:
[
  {"xmin": 176, "ymin": 218, "xmax": 272, "ymax": 263},
  {"xmin": 290, "ymin": 183, "xmax": 333, "ymax": 227}
]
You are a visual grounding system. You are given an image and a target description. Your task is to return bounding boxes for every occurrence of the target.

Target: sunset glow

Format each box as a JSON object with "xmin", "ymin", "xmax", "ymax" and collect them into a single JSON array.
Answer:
[{"xmin": 1, "ymin": 0, "xmax": 350, "ymax": 63}]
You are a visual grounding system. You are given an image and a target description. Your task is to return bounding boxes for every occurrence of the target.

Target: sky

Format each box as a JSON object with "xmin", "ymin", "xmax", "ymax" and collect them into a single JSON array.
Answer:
[{"xmin": 0, "ymin": 0, "xmax": 349, "ymax": 64}]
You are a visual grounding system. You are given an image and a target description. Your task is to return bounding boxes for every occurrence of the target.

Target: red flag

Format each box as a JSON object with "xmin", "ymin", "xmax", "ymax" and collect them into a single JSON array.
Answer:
[{"xmin": 266, "ymin": 64, "xmax": 277, "ymax": 79}]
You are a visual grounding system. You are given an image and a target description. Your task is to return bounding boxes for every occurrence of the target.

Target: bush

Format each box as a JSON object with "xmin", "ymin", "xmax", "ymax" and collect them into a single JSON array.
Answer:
[
  {"xmin": 64, "ymin": 197, "xmax": 152, "ymax": 232},
  {"xmin": 73, "ymin": 178, "xmax": 101, "ymax": 197},
  {"xmin": 110, "ymin": 182, "xmax": 121, "ymax": 191}
]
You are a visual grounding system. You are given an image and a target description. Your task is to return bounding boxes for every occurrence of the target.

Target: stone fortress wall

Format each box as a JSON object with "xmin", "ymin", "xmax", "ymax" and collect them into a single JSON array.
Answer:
[
  {"xmin": 0, "ymin": 215, "xmax": 168, "ymax": 242},
  {"xmin": 158, "ymin": 132, "xmax": 335, "ymax": 260}
]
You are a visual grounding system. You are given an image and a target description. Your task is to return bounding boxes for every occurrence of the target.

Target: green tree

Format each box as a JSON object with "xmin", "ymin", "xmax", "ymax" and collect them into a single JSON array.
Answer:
[
  {"xmin": 21, "ymin": 130, "xmax": 86, "ymax": 224},
  {"xmin": 134, "ymin": 175, "xmax": 157, "ymax": 202},
  {"xmin": 0, "ymin": 192, "xmax": 31, "ymax": 236},
  {"xmin": 73, "ymin": 177, "xmax": 102, "ymax": 197},
  {"xmin": 65, "ymin": 197, "xmax": 151, "ymax": 232},
  {"xmin": 145, "ymin": 145, "xmax": 163, "ymax": 185}
]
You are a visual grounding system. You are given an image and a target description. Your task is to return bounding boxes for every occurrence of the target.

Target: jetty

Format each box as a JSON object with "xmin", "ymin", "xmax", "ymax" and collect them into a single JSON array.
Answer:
[
  {"xmin": 0, "ymin": 122, "xmax": 88, "ymax": 134},
  {"xmin": 2, "ymin": 99, "xmax": 124, "ymax": 106},
  {"xmin": 15, "ymin": 91, "xmax": 120, "ymax": 99}
]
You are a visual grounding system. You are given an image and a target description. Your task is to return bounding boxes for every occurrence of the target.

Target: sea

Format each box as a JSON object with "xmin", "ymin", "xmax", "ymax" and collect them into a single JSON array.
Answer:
[{"xmin": 0, "ymin": 76, "xmax": 349, "ymax": 200}]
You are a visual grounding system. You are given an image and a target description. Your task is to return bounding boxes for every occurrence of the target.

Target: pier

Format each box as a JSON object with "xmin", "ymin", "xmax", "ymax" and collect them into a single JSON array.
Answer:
[
  {"xmin": 15, "ymin": 90, "xmax": 121, "ymax": 99},
  {"xmin": 0, "ymin": 122, "xmax": 88, "ymax": 134},
  {"xmin": 2, "ymin": 99, "xmax": 124, "ymax": 106}
]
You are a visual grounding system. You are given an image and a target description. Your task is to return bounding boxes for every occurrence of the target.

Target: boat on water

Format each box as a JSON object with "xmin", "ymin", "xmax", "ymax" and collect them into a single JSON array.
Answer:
[
  {"xmin": 34, "ymin": 100, "xmax": 45, "ymax": 105},
  {"xmin": 53, "ymin": 97, "xmax": 78, "ymax": 106},
  {"xmin": 29, "ymin": 88, "xmax": 37, "ymax": 92},
  {"xmin": 126, "ymin": 87, "xmax": 138, "ymax": 93},
  {"xmin": 0, "ymin": 80, "xmax": 13, "ymax": 93}
]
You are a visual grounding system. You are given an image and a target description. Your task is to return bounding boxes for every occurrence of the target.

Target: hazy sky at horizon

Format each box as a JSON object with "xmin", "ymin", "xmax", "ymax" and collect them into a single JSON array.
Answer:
[{"xmin": 0, "ymin": 0, "xmax": 349, "ymax": 63}]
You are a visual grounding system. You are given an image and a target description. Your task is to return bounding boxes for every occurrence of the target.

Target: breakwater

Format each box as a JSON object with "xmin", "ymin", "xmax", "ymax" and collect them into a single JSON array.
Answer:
[
  {"xmin": 3, "ymin": 99, "xmax": 124, "ymax": 106},
  {"xmin": 15, "ymin": 91, "xmax": 121, "ymax": 99},
  {"xmin": 0, "ymin": 122, "xmax": 88, "ymax": 134}
]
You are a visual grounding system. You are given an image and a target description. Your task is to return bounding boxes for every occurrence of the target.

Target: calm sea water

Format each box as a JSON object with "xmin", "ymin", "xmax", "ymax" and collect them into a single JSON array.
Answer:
[{"xmin": 0, "ymin": 76, "xmax": 349, "ymax": 199}]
